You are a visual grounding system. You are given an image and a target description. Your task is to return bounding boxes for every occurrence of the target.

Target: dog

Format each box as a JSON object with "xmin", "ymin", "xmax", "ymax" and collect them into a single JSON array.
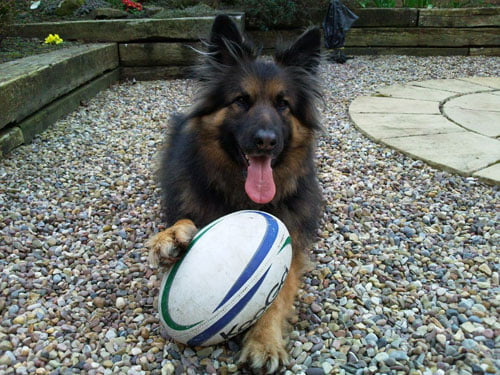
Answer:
[{"xmin": 147, "ymin": 14, "xmax": 323, "ymax": 373}]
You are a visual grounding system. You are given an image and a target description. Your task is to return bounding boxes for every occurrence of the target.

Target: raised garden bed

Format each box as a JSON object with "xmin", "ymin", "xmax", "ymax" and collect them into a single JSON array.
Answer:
[{"xmin": 7, "ymin": 13, "xmax": 244, "ymax": 80}]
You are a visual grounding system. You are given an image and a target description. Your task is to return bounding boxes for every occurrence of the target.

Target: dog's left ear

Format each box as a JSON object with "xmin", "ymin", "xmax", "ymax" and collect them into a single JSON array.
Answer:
[
  {"xmin": 275, "ymin": 28, "xmax": 321, "ymax": 74},
  {"xmin": 208, "ymin": 14, "xmax": 254, "ymax": 65}
]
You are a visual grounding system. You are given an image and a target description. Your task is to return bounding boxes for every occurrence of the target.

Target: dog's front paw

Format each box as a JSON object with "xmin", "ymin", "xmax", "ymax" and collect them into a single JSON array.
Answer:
[
  {"xmin": 146, "ymin": 219, "xmax": 197, "ymax": 268},
  {"xmin": 239, "ymin": 326, "xmax": 289, "ymax": 374}
]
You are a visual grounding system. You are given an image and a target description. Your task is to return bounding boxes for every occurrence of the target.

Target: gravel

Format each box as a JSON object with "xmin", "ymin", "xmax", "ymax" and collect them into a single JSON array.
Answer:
[{"xmin": 1, "ymin": 55, "xmax": 499, "ymax": 375}]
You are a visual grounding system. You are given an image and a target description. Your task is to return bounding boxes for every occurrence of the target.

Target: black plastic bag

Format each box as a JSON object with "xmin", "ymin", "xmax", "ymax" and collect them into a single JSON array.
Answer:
[{"xmin": 323, "ymin": 0, "xmax": 358, "ymax": 63}]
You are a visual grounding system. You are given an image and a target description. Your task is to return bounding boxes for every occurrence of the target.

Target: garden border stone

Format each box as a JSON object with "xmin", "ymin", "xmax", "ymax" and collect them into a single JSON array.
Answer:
[
  {"xmin": 248, "ymin": 7, "xmax": 499, "ymax": 56},
  {"xmin": 10, "ymin": 15, "xmax": 244, "ymax": 42},
  {"xmin": 119, "ymin": 42, "xmax": 200, "ymax": 67},
  {"xmin": 0, "ymin": 43, "xmax": 118, "ymax": 130},
  {"xmin": 419, "ymin": 7, "xmax": 500, "ymax": 27}
]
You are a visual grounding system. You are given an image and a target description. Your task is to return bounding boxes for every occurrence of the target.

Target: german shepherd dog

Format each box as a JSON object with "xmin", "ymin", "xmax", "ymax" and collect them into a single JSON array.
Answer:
[{"xmin": 147, "ymin": 15, "xmax": 323, "ymax": 373}]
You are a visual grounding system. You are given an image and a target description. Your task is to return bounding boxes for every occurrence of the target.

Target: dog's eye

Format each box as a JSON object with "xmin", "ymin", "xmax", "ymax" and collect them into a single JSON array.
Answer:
[
  {"xmin": 276, "ymin": 97, "xmax": 289, "ymax": 112},
  {"xmin": 233, "ymin": 95, "xmax": 251, "ymax": 110}
]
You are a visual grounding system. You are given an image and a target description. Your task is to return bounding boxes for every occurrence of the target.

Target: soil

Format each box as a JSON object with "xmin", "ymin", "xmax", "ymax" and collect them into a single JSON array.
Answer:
[{"xmin": 0, "ymin": 36, "xmax": 82, "ymax": 64}]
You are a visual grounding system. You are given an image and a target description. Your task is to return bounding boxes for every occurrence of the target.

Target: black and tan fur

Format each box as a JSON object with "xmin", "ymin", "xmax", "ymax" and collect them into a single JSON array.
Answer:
[{"xmin": 147, "ymin": 15, "xmax": 323, "ymax": 373}]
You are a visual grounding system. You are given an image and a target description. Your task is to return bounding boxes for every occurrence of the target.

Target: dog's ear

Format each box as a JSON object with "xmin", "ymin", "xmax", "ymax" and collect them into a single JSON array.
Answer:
[
  {"xmin": 275, "ymin": 28, "xmax": 321, "ymax": 74},
  {"xmin": 208, "ymin": 14, "xmax": 254, "ymax": 65}
]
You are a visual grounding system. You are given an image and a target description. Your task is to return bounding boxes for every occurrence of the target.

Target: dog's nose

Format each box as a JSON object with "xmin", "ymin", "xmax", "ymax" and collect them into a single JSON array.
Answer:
[{"xmin": 255, "ymin": 129, "xmax": 277, "ymax": 151}]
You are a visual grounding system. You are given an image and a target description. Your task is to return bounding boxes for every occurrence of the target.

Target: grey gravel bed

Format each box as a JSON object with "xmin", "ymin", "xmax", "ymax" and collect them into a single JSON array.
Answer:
[{"xmin": 0, "ymin": 55, "xmax": 499, "ymax": 375}]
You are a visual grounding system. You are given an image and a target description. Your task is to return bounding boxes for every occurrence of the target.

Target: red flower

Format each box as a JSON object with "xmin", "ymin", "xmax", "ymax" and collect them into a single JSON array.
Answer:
[{"xmin": 121, "ymin": 0, "xmax": 142, "ymax": 12}]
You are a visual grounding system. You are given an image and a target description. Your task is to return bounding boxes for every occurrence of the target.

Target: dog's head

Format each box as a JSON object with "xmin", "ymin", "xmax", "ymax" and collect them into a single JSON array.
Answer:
[{"xmin": 190, "ymin": 15, "xmax": 322, "ymax": 205}]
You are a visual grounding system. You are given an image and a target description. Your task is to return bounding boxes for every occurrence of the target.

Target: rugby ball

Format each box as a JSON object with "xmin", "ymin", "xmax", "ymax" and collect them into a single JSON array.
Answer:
[{"xmin": 158, "ymin": 210, "xmax": 292, "ymax": 346}]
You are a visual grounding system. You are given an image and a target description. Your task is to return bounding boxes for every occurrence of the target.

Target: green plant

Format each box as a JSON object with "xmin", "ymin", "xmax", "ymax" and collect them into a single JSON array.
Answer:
[
  {"xmin": 238, "ymin": 0, "xmax": 298, "ymax": 30},
  {"xmin": 40, "ymin": 0, "xmax": 63, "ymax": 14},
  {"xmin": 75, "ymin": 0, "xmax": 113, "ymax": 15},
  {"xmin": 0, "ymin": 0, "xmax": 15, "ymax": 45},
  {"xmin": 402, "ymin": 0, "xmax": 433, "ymax": 7},
  {"xmin": 357, "ymin": 0, "xmax": 396, "ymax": 7},
  {"xmin": 443, "ymin": 0, "xmax": 478, "ymax": 7},
  {"xmin": 152, "ymin": 4, "xmax": 216, "ymax": 18}
]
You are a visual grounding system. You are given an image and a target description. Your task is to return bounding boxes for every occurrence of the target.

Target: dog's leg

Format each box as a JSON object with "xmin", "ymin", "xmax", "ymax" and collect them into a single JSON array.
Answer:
[
  {"xmin": 239, "ymin": 252, "xmax": 305, "ymax": 374},
  {"xmin": 146, "ymin": 219, "xmax": 198, "ymax": 267}
]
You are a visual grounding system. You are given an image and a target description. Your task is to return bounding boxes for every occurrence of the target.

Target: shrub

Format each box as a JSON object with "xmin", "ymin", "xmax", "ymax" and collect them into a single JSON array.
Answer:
[
  {"xmin": 402, "ymin": 0, "xmax": 433, "ymax": 7},
  {"xmin": 75, "ymin": 0, "xmax": 113, "ymax": 16},
  {"xmin": 40, "ymin": 0, "xmax": 64, "ymax": 14},
  {"xmin": 152, "ymin": 4, "xmax": 217, "ymax": 18},
  {"xmin": 238, "ymin": 0, "xmax": 297, "ymax": 30},
  {"xmin": 0, "ymin": 0, "xmax": 15, "ymax": 46},
  {"xmin": 357, "ymin": 0, "xmax": 396, "ymax": 7},
  {"xmin": 239, "ymin": 0, "xmax": 329, "ymax": 30}
]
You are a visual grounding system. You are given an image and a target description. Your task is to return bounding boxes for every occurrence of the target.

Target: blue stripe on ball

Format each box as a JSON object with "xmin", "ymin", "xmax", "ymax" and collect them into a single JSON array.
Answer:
[
  {"xmin": 187, "ymin": 266, "xmax": 271, "ymax": 346},
  {"xmin": 213, "ymin": 211, "xmax": 279, "ymax": 312}
]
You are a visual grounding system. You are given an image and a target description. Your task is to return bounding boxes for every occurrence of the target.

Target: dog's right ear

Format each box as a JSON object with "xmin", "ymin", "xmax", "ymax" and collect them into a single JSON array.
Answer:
[
  {"xmin": 208, "ymin": 15, "xmax": 255, "ymax": 65},
  {"xmin": 275, "ymin": 28, "xmax": 322, "ymax": 74}
]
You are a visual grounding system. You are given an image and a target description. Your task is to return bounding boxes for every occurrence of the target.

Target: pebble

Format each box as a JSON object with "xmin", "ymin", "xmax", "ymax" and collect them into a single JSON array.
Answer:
[
  {"xmin": 461, "ymin": 321, "xmax": 477, "ymax": 334},
  {"xmin": 395, "ymin": 350, "xmax": 410, "ymax": 361},
  {"xmin": 374, "ymin": 352, "xmax": 389, "ymax": 363},
  {"xmin": 13, "ymin": 316, "xmax": 25, "ymax": 325},
  {"xmin": 322, "ymin": 362, "xmax": 333, "ymax": 374},
  {"xmin": 162, "ymin": 362, "xmax": 175, "ymax": 375},
  {"xmin": 0, "ymin": 55, "xmax": 498, "ymax": 375},
  {"xmin": 116, "ymin": 297, "xmax": 126, "ymax": 309},
  {"xmin": 94, "ymin": 296, "xmax": 106, "ymax": 308},
  {"xmin": 0, "ymin": 354, "xmax": 13, "ymax": 366},
  {"xmin": 461, "ymin": 339, "xmax": 478, "ymax": 350},
  {"xmin": 478, "ymin": 263, "xmax": 492, "ymax": 276}
]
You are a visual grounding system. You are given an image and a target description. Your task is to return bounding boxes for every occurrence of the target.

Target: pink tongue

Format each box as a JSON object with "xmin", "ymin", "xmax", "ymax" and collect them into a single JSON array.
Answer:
[{"xmin": 245, "ymin": 156, "xmax": 276, "ymax": 204}]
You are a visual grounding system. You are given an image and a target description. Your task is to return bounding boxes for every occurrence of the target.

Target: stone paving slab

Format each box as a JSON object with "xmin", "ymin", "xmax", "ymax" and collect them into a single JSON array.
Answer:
[
  {"xmin": 444, "ymin": 92, "xmax": 500, "ymax": 112},
  {"xmin": 461, "ymin": 76, "xmax": 500, "ymax": 89},
  {"xmin": 349, "ymin": 77, "xmax": 500, "ymax": 185},
  {"xmin": 443, "ymin": 92, "xmax": 500, "ymax": 137},
  {"xmin": 443, "ymin": 106, "xmax": 500, "ymax": 137},
  {"xmin": 473, "ymin": 163, "xmax": 500, "ymax": 185},
  {"xmin": 349, "ymin": 96, "xmax": 440, "ymax": 114},
  {"xmin": 409, "ymin": 78, "xmax": 492, "ymax": 93},
  {"xmin": 349, "ymin": 113, "xmax": 463, "ymax": 140},
  {"xmin": 374, "ymin": 84, "xmax": 452, "ymax": 101},
  {"xmin": 381, "ymin": 132, "xmax": 500, "ymax": 175}
]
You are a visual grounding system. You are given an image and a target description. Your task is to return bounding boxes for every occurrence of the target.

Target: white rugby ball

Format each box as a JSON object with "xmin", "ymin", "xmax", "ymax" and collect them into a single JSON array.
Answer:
[{"xmin": 158, "ymin": 210, "xmax": 292, "ymax": 346}]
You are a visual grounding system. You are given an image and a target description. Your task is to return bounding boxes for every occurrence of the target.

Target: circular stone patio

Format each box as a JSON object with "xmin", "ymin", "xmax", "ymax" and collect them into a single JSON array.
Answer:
[{"xmin": 349, "ymin": 76, "xmax": 500, "ymax": 185}]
